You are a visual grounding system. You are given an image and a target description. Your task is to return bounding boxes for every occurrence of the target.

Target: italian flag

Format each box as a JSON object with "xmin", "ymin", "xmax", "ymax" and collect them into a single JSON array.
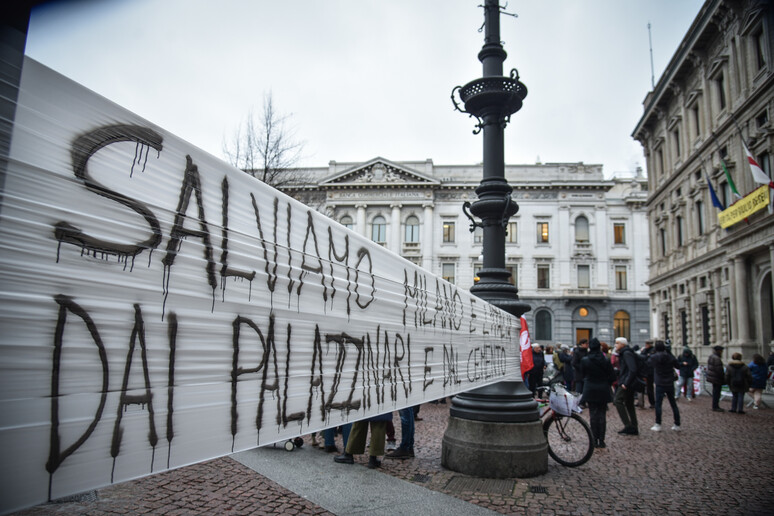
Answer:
[
  {"xmin": 744, "ymin": 144, "xmax": 774, "ymax": 188},
  {"xmin": 721, "ymin": 157, "xmax": 742, "ymax": 200}
]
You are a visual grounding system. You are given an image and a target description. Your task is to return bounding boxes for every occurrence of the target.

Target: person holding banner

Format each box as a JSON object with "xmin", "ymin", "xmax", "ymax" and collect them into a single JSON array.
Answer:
[{"xmin": 334, "ymin": 413, "xmax": 391, "ymax": 469}]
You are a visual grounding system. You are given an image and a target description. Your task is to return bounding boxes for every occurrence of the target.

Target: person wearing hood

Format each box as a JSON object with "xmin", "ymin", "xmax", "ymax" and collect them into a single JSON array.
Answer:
[
  {"xmin": 677, "ymin": 346, "xmax": 699, "ymax": 400},
  {"xmin": 725, "ymin": 352, "xmax": 753, "ymax": 414},
  {"xmin": 558, "ymin": 344, "xmax": 574, "ymax": 390},
  {"xmin": 647, "ymin": 341, "xmax": 681, "ymax": 431},
  {"xmin": 579, "ymin": 338, "xmax": 616, "ymax": 448}
]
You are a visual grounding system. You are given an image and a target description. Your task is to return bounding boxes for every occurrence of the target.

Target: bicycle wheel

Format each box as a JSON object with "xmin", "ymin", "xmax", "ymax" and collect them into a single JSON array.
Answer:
[{"xmin": 543, "ymin": 413, "xmax": 594, "ymax": 467}]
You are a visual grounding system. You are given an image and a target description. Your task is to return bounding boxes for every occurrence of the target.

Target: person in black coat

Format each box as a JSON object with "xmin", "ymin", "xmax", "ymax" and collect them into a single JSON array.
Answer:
[
  {"xmin": 527, "ymin": 344, "xmax": 546, "ymax": 394},
  {"xmin": 580, "ymin": 338, "xmax": 616, "ymax": 448},
  {"xmin": 571, "ymin": 339, "xmax": 589, "ymax": 394},
  {"xmin": 647, "ymin": 341, "xmax": 680, "ymax": 431},
  {"xmin": 613, "ymin": 337, "xmax": 639, "ymax": 435}
]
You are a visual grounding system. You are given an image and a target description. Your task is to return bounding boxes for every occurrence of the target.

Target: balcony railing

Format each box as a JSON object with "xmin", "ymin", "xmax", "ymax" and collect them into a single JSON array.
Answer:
[{"xmin": 564, "ymin": 288, "xmax": 608, "ymax": 298}]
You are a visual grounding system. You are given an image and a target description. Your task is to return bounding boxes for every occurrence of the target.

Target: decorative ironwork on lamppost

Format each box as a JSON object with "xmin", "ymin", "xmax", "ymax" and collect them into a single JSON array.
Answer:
[{"xmin": 441, "ymin": 0, "xmax": 547, "ymax": 478}]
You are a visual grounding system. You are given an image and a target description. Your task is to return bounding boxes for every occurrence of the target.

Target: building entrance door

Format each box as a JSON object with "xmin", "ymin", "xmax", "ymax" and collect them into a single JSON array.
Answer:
[{"xmin": 576, "ymin": 328, "xmax": 592, "ymax": 345}]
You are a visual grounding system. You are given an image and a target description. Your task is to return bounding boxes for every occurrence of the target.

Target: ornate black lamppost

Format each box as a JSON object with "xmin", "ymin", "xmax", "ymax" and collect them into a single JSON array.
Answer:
[{"xmin": 441, "ymin": 0, "xmax": 547, "ymax": 478}]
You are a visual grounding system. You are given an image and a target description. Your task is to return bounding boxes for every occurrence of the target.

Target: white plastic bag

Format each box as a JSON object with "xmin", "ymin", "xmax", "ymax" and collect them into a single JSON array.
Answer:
[{"xmin": 549, "ymin": 385, "xmax": 580, "ymax": 416}]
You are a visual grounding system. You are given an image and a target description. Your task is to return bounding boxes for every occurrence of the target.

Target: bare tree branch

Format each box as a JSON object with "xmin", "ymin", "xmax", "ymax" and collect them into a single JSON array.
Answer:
[{"xmin": 222, "ymin": 92, "xmax": 307, "ymax": 188}]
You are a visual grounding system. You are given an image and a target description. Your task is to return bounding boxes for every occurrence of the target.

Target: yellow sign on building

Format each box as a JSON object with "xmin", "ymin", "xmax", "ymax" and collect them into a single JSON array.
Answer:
[{"xmin": 718, "ymin": 185, "xmax": 771, "ymax": 228}]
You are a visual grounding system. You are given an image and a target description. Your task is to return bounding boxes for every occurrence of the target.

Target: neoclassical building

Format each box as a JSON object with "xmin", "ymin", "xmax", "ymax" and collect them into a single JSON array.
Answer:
[
  {"xmin": 633, "ymin": 0, "xmax": 774, "ymax": 361},
  {"xmin": 284, "ymin": 157, "xmax": 650, "ymax": 348}
]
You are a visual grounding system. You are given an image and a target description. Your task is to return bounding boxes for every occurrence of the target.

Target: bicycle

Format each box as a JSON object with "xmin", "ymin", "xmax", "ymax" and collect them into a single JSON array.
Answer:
[{"xmin": 535, "ymin": 380, "xmax": 594, "ymax": 467}]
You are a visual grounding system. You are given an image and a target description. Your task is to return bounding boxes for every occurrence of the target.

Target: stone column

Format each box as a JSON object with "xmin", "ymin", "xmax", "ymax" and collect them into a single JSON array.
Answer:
[
  {"xmin": 733, "ymin": 256, "xmax": 750, "ymax": 342},
  {"xmin": 712, "ymin": 268, "xmax": 723, "ymax": 346},
  {"xmin": 422, "ymin": 203, "xmax": 434, "ymax": 271},
  {"xmin": 356, "ymin": 204, "xmax": 367, "ymax": 238},
  {"xmin": 391, "ymin": 203, "xmax": 402, "ymax": 254}
]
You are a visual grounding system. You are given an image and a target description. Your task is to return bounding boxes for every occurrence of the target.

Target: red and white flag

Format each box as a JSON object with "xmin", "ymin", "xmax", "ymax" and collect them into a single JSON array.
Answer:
[
  {"xmin": 744, "ymin": 143, "xmax": 774, "ymax": 188},
  {"xmin": 519, "ymin": 315, "xmax": 534, "ymax": 375}
]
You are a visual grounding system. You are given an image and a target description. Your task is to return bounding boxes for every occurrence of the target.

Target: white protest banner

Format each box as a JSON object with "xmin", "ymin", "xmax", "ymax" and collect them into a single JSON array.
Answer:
[{"xmin": 0, "ymin": 57, "xmax": 524, "ymax": 514}]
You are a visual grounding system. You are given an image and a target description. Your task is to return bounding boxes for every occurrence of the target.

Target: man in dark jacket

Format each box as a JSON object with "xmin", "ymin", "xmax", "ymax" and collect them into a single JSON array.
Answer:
[
  {"xmin": 572, "ymin": 339, "xmax": 589, "ymax": 394},
  {"xmin": 706, "ymin": 345, "xmax": 725, "ymax": 412},
  {"xmin": 647, "ymin": 341, "xmax": 680, "ymax": 431},
  {"xmin": 580, "ymin": 338, "xmax": 616, "ymax": 448},
  {"xmin": 527, "ymin": 344, "xmax": 546, "ymax": 394},
  {"xmin": 613, "ymin": 337, "xmax": 639, "ymax": 435},
  {"xmin": 637, "ymin": 340, "xmax": 656, "ymax": 408}
]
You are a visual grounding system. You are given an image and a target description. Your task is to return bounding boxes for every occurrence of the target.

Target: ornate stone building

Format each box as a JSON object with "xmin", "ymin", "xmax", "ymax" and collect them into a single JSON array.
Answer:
[
  {"xmin": 285, "ymin": 157, "xmax": 650, "ymax": 348},
  {"xmin": 633, "ymin": 0, "xmax": 774, "ymax": 361}
]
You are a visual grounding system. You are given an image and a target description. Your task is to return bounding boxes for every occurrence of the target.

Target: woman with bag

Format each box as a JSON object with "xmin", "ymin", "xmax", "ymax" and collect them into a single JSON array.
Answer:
[{"xmin": 579, "ymin": 338, "xmax": 616, "ymax": 449}]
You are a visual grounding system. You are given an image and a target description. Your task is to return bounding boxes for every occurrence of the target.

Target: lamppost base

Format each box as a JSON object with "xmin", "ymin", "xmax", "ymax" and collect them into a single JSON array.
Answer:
[{"xmin": 442, "ymin": 414, "xmax": 547, "ymax": 478}]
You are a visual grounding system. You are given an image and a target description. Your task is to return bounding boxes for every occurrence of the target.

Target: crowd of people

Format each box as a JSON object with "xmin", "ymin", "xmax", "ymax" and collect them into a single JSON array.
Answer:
[{"xmin": 525, "ymin": 336, "xmax": 773, "ymax": 448}]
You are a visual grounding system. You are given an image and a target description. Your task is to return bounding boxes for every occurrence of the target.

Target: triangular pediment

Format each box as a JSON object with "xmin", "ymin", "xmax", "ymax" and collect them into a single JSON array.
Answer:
[{"xmin": 320, "ymin": 157, "xmax": 440, "ymax": 187}]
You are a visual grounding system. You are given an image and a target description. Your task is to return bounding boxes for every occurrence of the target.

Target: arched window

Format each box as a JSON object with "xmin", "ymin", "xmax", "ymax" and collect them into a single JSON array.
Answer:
[
  {"xmin": 575, "ymin": 216, "xmax": 589, "ymax": 242},
  {"xmin": 340, "ymin": 215, "xmax": 353, "ymax": 230},
  {"xmin": 405, "ymin": 216, "xmax": 419, "ymax": 243},
  {"xmin": 371, "ymin": 215, "xmax": 386, "ymax": 243},
  {"xmin": 535, "ymin": 310, "xmax": 552, "ymax": 341},
  {"xmin": 614, "ymin": 310, "xmax": 630, "ymax": 341}
]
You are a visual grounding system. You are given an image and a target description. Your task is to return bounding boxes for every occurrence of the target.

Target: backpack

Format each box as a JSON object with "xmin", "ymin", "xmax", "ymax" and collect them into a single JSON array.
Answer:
[{"xmin": 730, "ymin": 366, "xmax": 746, "ymax": 389}]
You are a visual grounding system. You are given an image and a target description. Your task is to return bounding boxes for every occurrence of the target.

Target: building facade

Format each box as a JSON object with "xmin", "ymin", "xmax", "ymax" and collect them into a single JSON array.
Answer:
[
  {"xmin": 633, "ymin": 0, "xmax": 774, "ymax": 361},
  {"xmin": 285, "ymin": 157, "xmax": 650, "ymax": 348}
]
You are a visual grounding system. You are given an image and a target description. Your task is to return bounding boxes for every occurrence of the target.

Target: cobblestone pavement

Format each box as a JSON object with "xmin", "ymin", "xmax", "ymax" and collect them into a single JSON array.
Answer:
[{"xmin": 15, "ymin": 394, "xmax": 774, "ymax": 515}]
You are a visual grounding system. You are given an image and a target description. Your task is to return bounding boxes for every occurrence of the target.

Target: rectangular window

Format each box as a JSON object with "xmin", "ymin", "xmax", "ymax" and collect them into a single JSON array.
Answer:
[
  {"xmin": 725, "ymin": 299, "xmax": 732, "ymax": 340},
  {"xmin": 577, "ymin": 265, "xmax": 590, "ymax": 289},
  {"xmin": 536, "ymin": 222, "xmax": 549, "ymax": 243},
  {"xmin": 716, "ymin": 72, "xmax": 726, "ymax": 110},
  {"xmin": 676, "ymin": 216, "xmax": 684, "ymax": 246},
  {"xmin": 680, "ymin": 310, "xmax": 688, "ymax": 346},
  {"xmin": 442, "ymin": 221, "xmax": 455, "ymax": 243},
  {"xmin": 506, "ymin": 221, "xmax": 518, "ymax": 243},
  {"xmin": 442, "ymin": 263, "xmax": 455, "ymax": 284},
  {"xmin": 672, "ymin": 126, "xmax": 681, "ymax": 161},
  {"xmin": 755, "ymin": 28, "xmax": 767, "ymax": 70},
  {"xmin": 663, "ymin": 313, "xmax": 670, "ymax": 341},
  {"xmin": 506, "ymin": 265, "xmax": 517, "ymax": 288},
  {"xmin": 613, "ymin": 223, "xmax": 625, "ymax": 244},
  {"xmin": 615, "ymin": 265, "xmax": 627, "ymax": 291},
  {"xmin": 537, "ymin": 265, "xmax": 550, "ymax": 289},
  {"xmin": 696, "ymin": 200, "xmax": 705, "ymax": 235},
  {"xmin": 758, "ymin": 152, "xmax": 771, "ymax": 180},
  {"xmin": 701, "ymin": 305, "xmax": 711, "ymax": 346},
  {"xmin": 473, "ymin": 226, "xmax": 483, "ymax": 244},
  {"xmin": 660, "ymin": 228, "xmax": 667, "ymax": 257},
  {"xmin": 691, "ymin": 104, "xmax": 701, "ymax": 140}
]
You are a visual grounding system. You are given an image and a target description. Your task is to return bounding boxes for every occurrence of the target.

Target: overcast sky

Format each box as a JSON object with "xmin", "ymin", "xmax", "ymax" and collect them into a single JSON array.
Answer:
[{"xmin": 26, "ymin": 0, "xmax": 704, "ymax": 177}]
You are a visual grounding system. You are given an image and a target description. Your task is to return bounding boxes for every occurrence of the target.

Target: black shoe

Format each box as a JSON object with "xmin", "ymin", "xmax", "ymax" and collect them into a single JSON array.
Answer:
[
  {"xmin": 597, "ymin": 441, "xmax": 606, "ymax": 448},
  {"xmin": 738, "ymin": 411, "xmax": 746, "ymax": 415},
  {"xmin": 334, "ymin": 453, "xmax": 354, "ymax": 464},
  {"xmin": 385, "ymin": 447, "xmax": 414, "ymax": 459},
  {"xmin": 324, "ymin": 445, "xmax": 339, "ymax": 453},
  {"xmin": 367, "ymin": 456, "xmax": 381, "ymax": 469},
  {"xmin": 713, "ymin": 407, "xmax": 725, "ymax": 412},
  {"xmin": 619, "ymin": 427, "xmax": 638, "ymax": 435}
]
